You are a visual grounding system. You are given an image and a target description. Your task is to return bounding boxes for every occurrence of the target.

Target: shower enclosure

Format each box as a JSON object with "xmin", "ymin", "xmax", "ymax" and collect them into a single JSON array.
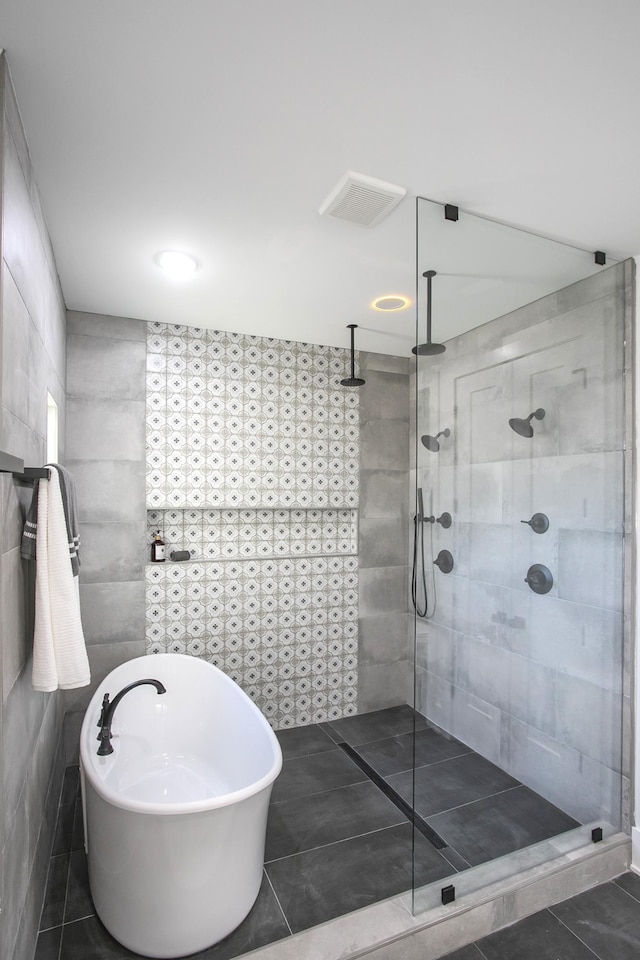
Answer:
[{"xmin": 410, "ymin": 198, "xmax": 631, "ymax": 913}]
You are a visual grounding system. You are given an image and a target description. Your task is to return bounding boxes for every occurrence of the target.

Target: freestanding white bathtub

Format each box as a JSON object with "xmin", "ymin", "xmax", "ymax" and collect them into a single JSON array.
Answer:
[{"xmin": 79, "ymin": 654, "xmax": 282, "ymax": 958}]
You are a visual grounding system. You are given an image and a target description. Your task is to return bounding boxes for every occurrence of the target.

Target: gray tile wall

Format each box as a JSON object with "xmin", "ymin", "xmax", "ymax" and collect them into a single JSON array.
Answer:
[
  {"xmin": 64, "ymin": 311, "xmax": 147, "ymax": 722},
  {"xmin": 358, "ymin": 351, "xmax": 411, "ymax": 711},
  {"xmin": 0, "ymin": 57, "xmax": 67, "ymax": 960},
  {"xmin": 413, "ymin": 262, "xmax": 629, "ymax": 828}
]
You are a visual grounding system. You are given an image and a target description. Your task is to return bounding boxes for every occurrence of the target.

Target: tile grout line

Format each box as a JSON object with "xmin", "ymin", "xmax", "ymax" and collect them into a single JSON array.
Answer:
[
  {"xmin": 546, "ymin": 906, "xmax": 606, "ymax": 960},
  {"xmin": 471, "ymin": 942, "xmax": 491, "ymax": 960},
  {"xmin": 327, "ymin": 726, "xmax": 420, "ymax": 749},
  {"xmin": 424, "ymin": 783, "xmax": 524, "ymax": 821},
  {"xmin": 409, "ymin": 749, "xmax": 474, "ymax": 772},
  {"xmin": 612, "ymin": 876, "xmax": 640, "ymax": 906},
  {"xmin": 264, "ymin": 821, "xmax": 412, "ymax": 866},
  {"xmin": 36, "ymin": 771, "xmax": 75, "ymax": 955},
  {"xmin": 263, "ymin": 868, "xmax": 294, "ymax": 937},
  {"xmin": 275, "ymin": 744, "xmax": 345, "ymax": 764},
  {"xmin": 408, "ymin": 750, "xmax": 504, "ymax": 777},
  {"xmin": 56, "ymin": 776, "xmax": 88, "ymax": 956},
  {"xmin": 57, "ymin": 841, "xmax": 74, "ymax": 960},
  {"xmin": 265, "ymin": 810, "xmax": 408, "ymax": 863},
  {"xmin": 271, "ymin": 773, "xmax": 370, "ymax": 806}
]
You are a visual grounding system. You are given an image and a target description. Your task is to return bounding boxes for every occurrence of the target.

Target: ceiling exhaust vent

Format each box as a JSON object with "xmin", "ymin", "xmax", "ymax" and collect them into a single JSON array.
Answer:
[{"xmin": 319, "ymin": 172, "xmax": 406, "ymax": 227}]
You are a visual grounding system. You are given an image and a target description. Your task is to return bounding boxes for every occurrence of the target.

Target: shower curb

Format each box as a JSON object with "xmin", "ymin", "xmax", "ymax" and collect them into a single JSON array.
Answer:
[{"xmin": 249, "ymin": 832, "xmax": 630, "ymax": 960}]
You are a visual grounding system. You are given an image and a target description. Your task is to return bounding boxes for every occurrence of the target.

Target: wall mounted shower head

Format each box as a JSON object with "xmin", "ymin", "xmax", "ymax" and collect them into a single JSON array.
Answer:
[
  {"xmin": 421, "ymin": 428, "xmax": 450, "ymax": 452},
  {"xmin": 412, "ymin": 270, "xmax": 446, "ymax": 357},
  {"xmin": 509, "ymin": 408, "xmax": 545, "ymax": 438}
]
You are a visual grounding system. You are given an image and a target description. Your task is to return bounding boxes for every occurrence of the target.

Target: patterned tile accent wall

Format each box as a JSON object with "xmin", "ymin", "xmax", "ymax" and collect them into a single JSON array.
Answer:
[
  {"xmin": 146, "ymin": 322, "xmax": 359, "ymax": 509},
  {"xmin": 146, "ymin": 557, "xmax": 359, "ymax": 726},
  {"xmin": 145, "ymin": 321, "xmax": 361, "ymax": 725}
]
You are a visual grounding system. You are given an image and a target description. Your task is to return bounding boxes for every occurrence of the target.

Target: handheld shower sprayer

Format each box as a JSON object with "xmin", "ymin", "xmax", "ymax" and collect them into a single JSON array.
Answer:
[
  {"xmin": 412, "ymin": 488, "xmax": 428, "ymax": 618},
  {"xmin": 412, "ymin": 489, "xmax": 452, "ymax": 617}
]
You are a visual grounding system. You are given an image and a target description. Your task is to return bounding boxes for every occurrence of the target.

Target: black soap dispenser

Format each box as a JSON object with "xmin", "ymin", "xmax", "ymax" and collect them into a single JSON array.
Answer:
[{"xmin": 151, "ymin": 530, "xmax": 166, "ymax": 562}]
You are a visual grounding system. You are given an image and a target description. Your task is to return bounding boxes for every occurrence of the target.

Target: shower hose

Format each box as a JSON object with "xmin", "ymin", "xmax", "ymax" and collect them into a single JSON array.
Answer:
[{"xmin": 411, "ymin": 513, "xmax": 430, "ymax": 618}]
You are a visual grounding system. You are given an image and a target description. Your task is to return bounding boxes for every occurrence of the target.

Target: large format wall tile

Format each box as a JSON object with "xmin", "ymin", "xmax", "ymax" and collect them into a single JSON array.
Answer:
[
  {"xmin": 358, "ymin": 351, "xmax": 410, "ymax": 715},
  {"xmin": 360, "ymin": 566, "xmax": 406, "ymax": 617},
  {"xmin": 360, "ymin": 420, "xmax": 408, "ymax": 471},
  {"xmin": 67, "ymin": 310, "xmax": 146, "ymax": 341},
  {"xmin": 1, "ymin": 545, "xmax": 26, "ymax": 700},
  {"xmin": 414, "ymin": 262, "xmax": 628, "ymax": 827},
  {"xmin": 79, "ymin": 521, "xmax": 146, "ymax": 583},
  {"xmin": 66, "ymin": 398, "xmax": 145, "ymax": 460},
  {"xmin": 79, "ymin": 582, "xmax": 146, "ymax": 645},
  {"xmin": 1, "ymin": 60, "xmax": 67, "ymax": 960},
  {"xmin": 500, "ymin": 714, "xmax": 623, "ymax": 826},
  {"xmin": 360, "ymin": 470, "xmax": 407, "ymax": 519},
  {"xmin": 66, "ymin": 334, "xmax": 146, "ymax": 400},
  {"xmin": 66, "ymin": 459, "xmax": 146, "ymax": 522}
]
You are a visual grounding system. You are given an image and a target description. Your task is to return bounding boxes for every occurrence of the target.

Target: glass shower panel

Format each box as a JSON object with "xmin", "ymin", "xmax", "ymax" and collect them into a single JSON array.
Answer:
[{"xmin": 411, "ymin": 197, "xmax": 628, "ymax": 915}]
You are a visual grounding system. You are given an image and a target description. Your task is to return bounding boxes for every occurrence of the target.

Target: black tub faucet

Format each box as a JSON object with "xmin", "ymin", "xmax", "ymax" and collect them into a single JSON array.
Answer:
[{"xmin": 97, "ymin": 679, "xmax": 166, "ymax": 755}]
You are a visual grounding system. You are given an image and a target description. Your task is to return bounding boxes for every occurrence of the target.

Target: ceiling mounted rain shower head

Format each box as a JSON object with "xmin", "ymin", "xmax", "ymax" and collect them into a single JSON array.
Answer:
[
  {"xmin": 414, "ymin": 340, "xmax": 446, "ymax": 357},
  {"xmin": 421, "ymin": 428, "xmax": 450, "ymax": 452},
  {"xmin": 340, "ymin": 324, "xmax": 365, "ymax": 387},
  {"xmin": 412, "ymin": 270, "xmax": 446, "ymax": 357},
  {"xmin": 509, "ymin": 408, "xmax": 545, "ymax": 438}
]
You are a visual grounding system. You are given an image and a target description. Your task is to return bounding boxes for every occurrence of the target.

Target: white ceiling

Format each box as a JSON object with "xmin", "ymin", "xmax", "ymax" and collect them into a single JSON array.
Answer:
[{"xmin": 2, "ymin": 0, "xmax": 640, "ymax": 357}]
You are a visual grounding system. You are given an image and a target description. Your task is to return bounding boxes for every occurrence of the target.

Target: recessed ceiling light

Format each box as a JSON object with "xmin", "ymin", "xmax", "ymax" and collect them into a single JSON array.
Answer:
[
  {"xmin": 371, "ymin": 295, "xmax": 410, "ymax": 311},
  {"xmin": 155, "ymin": 250, "xmax": 198, "ymax": 280}
]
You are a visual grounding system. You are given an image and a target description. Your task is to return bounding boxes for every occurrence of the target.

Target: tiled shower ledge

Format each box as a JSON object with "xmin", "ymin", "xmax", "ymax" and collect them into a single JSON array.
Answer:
[
  {"xmin": 146, "ymin": 554, "xmax": 358, "ymax": 565},
  {"xmin": 246, "ymin": 829, "xmax": 630, "ymax": 960},
  {"xmin": 146, "ymin": 507, "xmax": 359, "ymax": 562}
]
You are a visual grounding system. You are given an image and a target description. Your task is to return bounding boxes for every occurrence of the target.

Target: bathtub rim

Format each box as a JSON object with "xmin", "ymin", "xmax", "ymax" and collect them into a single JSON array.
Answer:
[{"xmin": 80, "ymin": 653, "xmax": 283, "ymax": 816}]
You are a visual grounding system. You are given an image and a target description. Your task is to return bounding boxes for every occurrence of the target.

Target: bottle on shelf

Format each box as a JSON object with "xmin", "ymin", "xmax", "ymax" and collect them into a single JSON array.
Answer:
[{"xmin": 151, "ymin": 530, "xmax": 166, "ymax": 562}]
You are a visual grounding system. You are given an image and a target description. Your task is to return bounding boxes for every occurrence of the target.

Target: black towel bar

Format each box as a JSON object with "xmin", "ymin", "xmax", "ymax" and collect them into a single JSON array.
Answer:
[
  {"xmin": 0, "ymin": 451, "xmax": 49, "ymax": 479},
  {"xmin": 19, "ymin": 467, "xmax": 50, "ymax": 479}
]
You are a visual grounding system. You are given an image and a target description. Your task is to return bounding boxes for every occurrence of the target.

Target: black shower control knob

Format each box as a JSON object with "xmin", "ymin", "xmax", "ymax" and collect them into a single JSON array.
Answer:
[
  {"xmin": 426, "ymin": 512, "xmax": 452, "ymax": 528},
  {"xmin": 520, "ymin": 513, "xmax": 549, "ymax": 534},
  {"xmin": 433, "ymin": 550, "xmax": 454, "ymax": 574},
  {"xmin": 524, "ymin": 563, "xmax": 553, "ymax": 594}
]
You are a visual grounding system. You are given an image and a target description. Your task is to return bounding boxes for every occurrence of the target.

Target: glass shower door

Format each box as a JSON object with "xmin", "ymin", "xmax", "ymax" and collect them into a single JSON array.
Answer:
[{"xmin": 411, "ymin": 197, "xmax": 629, "ymax": 914}]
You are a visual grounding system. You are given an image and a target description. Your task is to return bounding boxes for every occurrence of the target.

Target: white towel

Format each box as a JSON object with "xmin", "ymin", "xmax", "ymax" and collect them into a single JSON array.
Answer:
[{"xmin": 32, "ymin": 469, "xmax": 91, "ymax": 692}]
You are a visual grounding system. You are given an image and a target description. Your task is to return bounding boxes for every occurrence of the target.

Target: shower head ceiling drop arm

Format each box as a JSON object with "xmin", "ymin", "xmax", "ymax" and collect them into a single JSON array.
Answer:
[
  {"xmin": 412, "ymin": 270, "xmax": 446, "ymax": 357},
  {"xmin": 340, "ymin": 324, "xmax": 365, "ymax": 387}
]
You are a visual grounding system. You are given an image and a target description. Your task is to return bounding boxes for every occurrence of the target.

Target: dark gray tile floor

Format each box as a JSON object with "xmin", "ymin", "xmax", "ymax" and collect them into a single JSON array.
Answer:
[
  {"xmin": 34, "ymin": 705, "xmax": 587, "ymax": 960},
  {"xmin": 439, "ymin": 873, "xmax": 640, "ymax": 960}
]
